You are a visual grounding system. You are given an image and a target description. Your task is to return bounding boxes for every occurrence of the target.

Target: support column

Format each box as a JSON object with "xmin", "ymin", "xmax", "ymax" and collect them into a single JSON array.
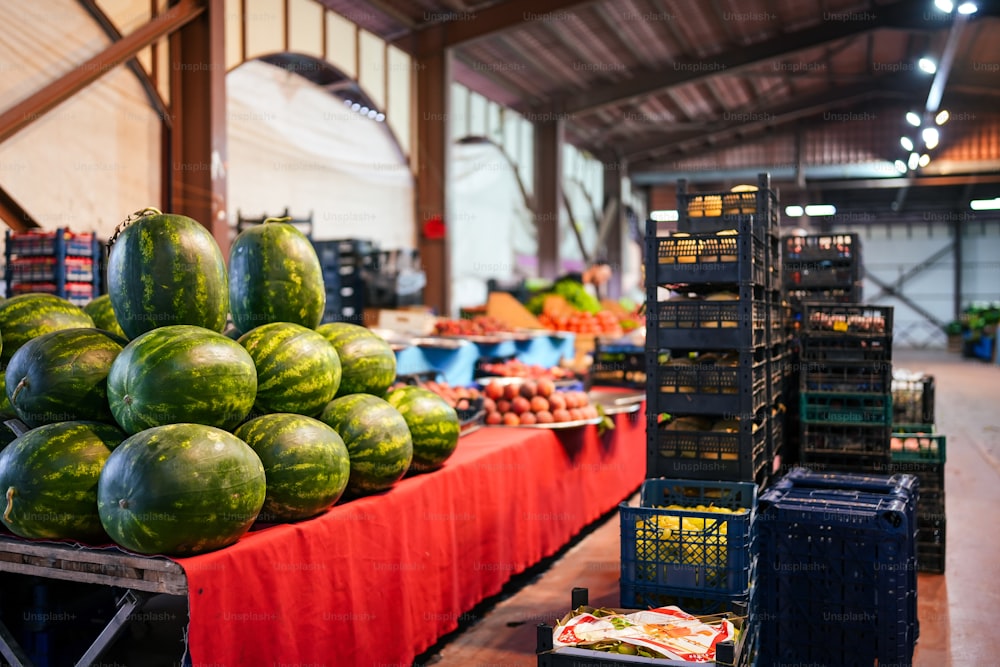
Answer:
[
  {"xmin": 534, "ymin": 118, "xmax": 563, "ymax": 280},
  {"xmin": 169, "ymin": 0, "xmax": 228, "ymax": 257},
  {"xmin": 954, "ymin": 219, "xmax": 963, "ymax": 320},
  {"xmin": 413, "ymin": 27, "xmax": 450, "ymax": 316},
  {"xmin": 602, "ymin": 158, "xmax": 625, "ymax": 300}
]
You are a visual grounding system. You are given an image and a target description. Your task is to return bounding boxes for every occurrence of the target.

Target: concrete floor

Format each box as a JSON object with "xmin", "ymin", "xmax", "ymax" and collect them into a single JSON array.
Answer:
[{"xmin": 419, "ymin": 349, "xmax": 1000, "ymax": 667}]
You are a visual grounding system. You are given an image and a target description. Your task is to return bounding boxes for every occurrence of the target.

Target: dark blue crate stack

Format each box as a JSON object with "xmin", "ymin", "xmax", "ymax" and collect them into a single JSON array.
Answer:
[
  {"xmin": 756, "ymin": 478, "xmax": 917, "ymax": 666},
  {"xmin": 798, "ymin": 303, "xmax": 894, "ymax": 474},
  {"xmin": 782, "ymin": 233, "xmax": 863, "ymax": 331},
  {"xmin": 4, "ymin": 229, "xmax": 102, "ymax": 305},
  {"xmin": 311, "ymin": 239, "xmax": 375, "ymax": 325},
  {"xmin": 645, "ymin": 173, "xmax": 781, "ymax": 487},
  {"xmin": 619, "ymin": 479, "xmax": 757, "ymax": 615}
]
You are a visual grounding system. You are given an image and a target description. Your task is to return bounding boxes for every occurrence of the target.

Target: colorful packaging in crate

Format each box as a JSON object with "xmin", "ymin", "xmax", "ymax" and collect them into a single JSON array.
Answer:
[{"xmin": 553, "ymin": 606, "xmax": 737, "ymax": 662}]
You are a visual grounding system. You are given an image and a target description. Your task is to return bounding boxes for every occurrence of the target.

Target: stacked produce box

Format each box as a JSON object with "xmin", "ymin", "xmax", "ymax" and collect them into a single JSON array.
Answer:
[
  {"xmin": 756, "ymin": 468, "xmax": 918, "ymax": 665},
  {"xmin": 781, "ymin": 233, "xmax": 862, "ymax": 328},
  {"xmin": 4, "ymin": 229, "xmax": 102, "ymax": 305},
  {"xmin": 890, "ymin": 425, "xmax": 946, "ymax": 573},
  {"xmin": 644, "ymin": 174, "xmax": 781, "ymax": 486},
  {"xmin": 797, "ymin": 303, "xmax": 894, "ymax": 474},
  {"xmin": 310, "ymin": 238, "xmax": 375, "ymax": 324}
]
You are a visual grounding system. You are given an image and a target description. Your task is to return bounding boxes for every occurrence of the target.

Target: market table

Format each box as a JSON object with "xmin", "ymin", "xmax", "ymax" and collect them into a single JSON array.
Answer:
[{"xmin": 0, "ymin": 399, "xmax": 645, "ymax": 667}]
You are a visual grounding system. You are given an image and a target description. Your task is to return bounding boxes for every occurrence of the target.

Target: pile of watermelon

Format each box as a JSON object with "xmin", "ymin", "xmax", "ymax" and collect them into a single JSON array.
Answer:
[{"xmin": 0, "ymin": 210, "xmax": 461, "ymax": 557}]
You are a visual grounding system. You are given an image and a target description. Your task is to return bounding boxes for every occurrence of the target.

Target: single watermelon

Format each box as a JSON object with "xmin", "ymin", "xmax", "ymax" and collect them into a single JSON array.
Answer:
[
  {"xmin": 6, "ymin": 328, "xmax": 125, "ymax": 428},
  {"xmin": 0, "ymin": 293, "xmax": 94, "ymax": 364},
  {"xmin": 0, "ymin": 421, "xmax": 126, "ymax": 542},
  {"xmin": 316, "ymin": 322, "xmax": 396, "ymax": 397},
  {"xmin": 83, "ymin": 294, "xmax": 127, "ymax": 339},
  {"xmin": 97, "ymin": 423, "xmax": 265, "ymax": 556},
  {"xmin": 319, "ymin": 394, "xmax": 412, "ymax": 496},
  {"xmin": 386, "ymin": 386, "xmax": 460, "ymax": 472},
  {"xmin": 107, "ymin": 325, "xmax": 257, "ymax": 434},
  {"xmin": 107, "ymin": 208, "xmax": 228, "ymax": 339},
  {"xmin": 229, "ymin": 219, "xmax": 326, "ymax": 332},
  {"xmin": 234, "ymin": 414, "xmax": 350, "ymax": 522},
  {"xmin": 237, "ymin": 323, "xmax": 341, "ymax": 416}
]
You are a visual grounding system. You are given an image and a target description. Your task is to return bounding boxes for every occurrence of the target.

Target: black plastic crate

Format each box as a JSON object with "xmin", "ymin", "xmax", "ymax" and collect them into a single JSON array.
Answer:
[
  {"xmin": 801, "ymin": 422, "xmax": 890, "ymax": 454},
  {"xmin": 782, "ymin": 233, "xmax": 861, "ymax": 263},
  {"xmin": 798, "ymin": 333, "xmax": 892, "ymax": 364},
  {"xmin": 892, "ymin": 375, "xmax": 935, "ymax": 425},
  {"xmin": 591, "ymin": 343, "xmax": 646, "ymax": 389},
  {"xmin": 648, "ymin": 412, "xmax": 768, "ymax": 483},
  {"xmin": 801, "ymin": 303, "xmax": 893, "ymax": 337},
  {"xmin": 677, "ymin": 173, "xmax": 779, "ymax": 233},
  {"xmin": 783, "ymin": 261, "xmax": 860, "ymax": 289},
  {"xmin": 917, "ymin": 517, "xmax": 946, "ymax": 574},
  {"xmin": 801, "ymin": 360, "xmax": 892, "ymax": 393},
  {"xmin": 648, "ymin": 224, "xmax": 768, "ymax": 287},
  {"xmin": 647, "ymin": 349, "xmax": 769, "ymax": 416},
  {"xmin": 646, "ymin": 293, "xmax": 771, "ymax": 351}
]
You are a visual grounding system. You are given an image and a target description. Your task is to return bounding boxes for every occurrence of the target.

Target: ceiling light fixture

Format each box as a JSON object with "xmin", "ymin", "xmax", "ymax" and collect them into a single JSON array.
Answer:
[
  {"xmin": 919, "ymin": 154, "xmax": 932, "ymax": 168},
  {"xmin": 923, "ymin": 127, "xmax": 940, "ymax": 149},
  {"xmin": 918, "ymin": 58, "xmax": 937, "ymax": 74},
  {"xmin": 785, "ymin": 206, "xmax": 804, "ymax": 217},
  {"xmin": 934, "ymin": 0, "xmax": 954, "ymax": 10},
  {"xmin": 804, "ymin": 205, "xmax": 836, "ymax": 216},
  {"xmin": 970, "ymin": 197, "xmax": 1000, "ymax": 210},
  {"xmin": 908, "ymin": 152, "xmax": 920, "ymax": 170},
  {"xmin": 375, "ymin": 113, "xmax": 386, "ymax": 122},
  {"xmin": 650, "ymin": 210, "xmax": 679, "ymax": 222},
  {"xmin": 957, "ymin": 1, "xmax": 978, "ymax": 14},
  {"xmin": 894, "ymin": 160, "xmax": 908, "ymax": 174},
  {"xmin": 935, "ymin": 110, "xmax": 950, "ymax": 125},
  {"xmin": 906, "ymin": 112, "xmax": 922, "ymax": 127},
  {"xmin": 900, "ymin": 137, "xmax": 915, "ymax": 151}
]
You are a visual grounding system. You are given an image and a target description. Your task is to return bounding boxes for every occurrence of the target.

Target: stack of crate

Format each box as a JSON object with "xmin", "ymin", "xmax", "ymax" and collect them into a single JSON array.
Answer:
[
  {"xmin": 4, "ymin": 229, "xmax": 102, "ymax": 305},
  {"xmin": 797, "ymin": 303, "xmax": 894, "ymax": 474},
  {"xmin": 780, "ymin": 233, "xmax": 864, "ymax": 466},
  {"xmin": 310, "ymin": 238, "xmax": 376, "ymax": 325},
  {"xmin": 644, "ymin": 173, "xmax": 781, "ymax": 487},
  {"xmin": 756, "ymin": 468, "xmax": 918, "ymax": 665},
  {"xmin": 782, "ymin": 232, "xmax": 863, "ymax": 329},
  {"xmin": 890, "ymin": 425, "xmax": 946, "ymax": 573}
]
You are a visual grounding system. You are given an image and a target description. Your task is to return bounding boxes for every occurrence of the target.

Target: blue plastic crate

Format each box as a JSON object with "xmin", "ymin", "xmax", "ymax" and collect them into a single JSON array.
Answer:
[
  {"xmin": 620, "ymin": 480, "xmax": 757, "ymax": 606},
  {"xmin": 756, "ymin": 486, "xmax": 916, "ymax": 666}
]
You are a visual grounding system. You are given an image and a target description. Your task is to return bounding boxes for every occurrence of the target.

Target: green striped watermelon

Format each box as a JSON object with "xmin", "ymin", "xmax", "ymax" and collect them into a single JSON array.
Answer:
[
  {"xmin": 0, "ymin": 293, "xmax": 94, "ymax": 364},
  {"xmin": 107, "ymin": 325, "xmax": 257, "ymax": 434},
  {"xmin": 0, "ymin": 373, "xmax": 14, "ymax": 421},
  {"xmin": 319, "ymin": 394, "xmax": 412, "ymax": 496},
  {"xmin": 6, "ymin": 328, "xmax": 125, "ymax": 428},
  {"xmin": 83, "ymin": 294, "xmax": 127, "ymax": 339},
  {"xmin": 316, "ymin": 322, "xmax": 396, "ymax": 397},
  {"xmin": 386, "ymin": 386, "xmax": 460, "ymax": 472},
  {"xmin": 229, "ymin": 219, "xmax": 326, "ymax": 332},
  {"xmin": 237, "ymin": 323, "xmax": 341, "ymax": 417},
  {"xmin": 234, "ymin": 413, "xmax": 350, "ymax": 522},
  {"xmin": 107, "ymin": 208, "xmax": 228, "ymax": 339},
  {"xmin": 0, "ymin": 421, "xmax": 126, "ymax": 542},
  {"xmin": 97, "ymin": 423, "xmax": 265, "ymax": 556}
]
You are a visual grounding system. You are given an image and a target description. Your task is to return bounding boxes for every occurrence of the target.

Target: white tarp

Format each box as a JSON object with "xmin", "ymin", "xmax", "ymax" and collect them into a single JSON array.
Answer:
[
  {"xmin": 226, "ymin": 60, "xmax": 414, "ymax": 247},
  {"xmin": 0, "ymin": 0, "xmax": 161, "ymax": 248},
  {"xmin": 448, "ymin": 139, "xmax": 535, "ymax": 315}
]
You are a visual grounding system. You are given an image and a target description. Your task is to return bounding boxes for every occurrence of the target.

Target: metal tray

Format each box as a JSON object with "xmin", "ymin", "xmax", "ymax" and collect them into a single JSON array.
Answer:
[
  {"xmin": 476, "ymin": 376, "xmax": 579, "ymax": 389},
  {"xmin": 411, "ymin": 336, "xmax": 467, "ymax": 349},
  {"xmin": 486, "ymin": 416, "xmax": 603, "ymax": 430}
]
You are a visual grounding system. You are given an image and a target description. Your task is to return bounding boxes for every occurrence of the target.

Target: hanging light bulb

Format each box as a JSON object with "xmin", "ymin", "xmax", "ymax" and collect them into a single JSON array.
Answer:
[
  {"xmin": 375, "ymin": 113, "xmax": 386, "ymax": 122},
  {"xmin": 922, "ymin": 127, "xmax": 940, "ymax": 149},
  {"xmin": 906, "ymin": 112, "xmax": 921, "ymax": 127},
  {"xmin": 935, "ymin": 110, "xmax": 950, "ymax": 125},
  {"xmin": 894, "ymin": 160, "xmax": 908, "ymax": 174},
  {"xmin": 957, "ymin": 2, "xmax": 978, "ymax": 14},
  {"xmin": 900, "ymin": 137, "xmax": 914, "ymax": 152},
  {"xmin": 919, "ymin": 154, "xmax": 931, "ymax": 168},
  {"xmin": 908, "ymin": 152, "xmax": 920, "ymax": 170},
  {"xmin": 934, "ymin": 0, "xmax": 954, "ymax": 11},
  {"xmin": 918, "ymin": 58, "xmax": 937, "ymax": 74}
]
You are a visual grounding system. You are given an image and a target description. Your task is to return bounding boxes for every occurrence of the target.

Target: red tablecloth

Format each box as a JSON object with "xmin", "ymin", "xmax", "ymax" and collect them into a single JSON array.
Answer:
[{"xmin": 174, "ymin": 405, "xmax": 645, "ymax": 667}]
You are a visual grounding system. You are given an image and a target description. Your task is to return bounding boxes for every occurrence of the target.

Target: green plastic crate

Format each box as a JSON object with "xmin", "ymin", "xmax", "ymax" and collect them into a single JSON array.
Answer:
[{"xmin": 890, "ymin": 431, "xmax": 946, "ymax": 465}]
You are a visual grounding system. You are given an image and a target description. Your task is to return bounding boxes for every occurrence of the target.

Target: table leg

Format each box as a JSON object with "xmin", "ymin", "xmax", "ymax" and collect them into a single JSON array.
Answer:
[
  {"xmin": 0, "ymin": 618, "xmax": 34, "ymax": 667},
  {"xmin": 73, "ymin": 589, "xmax": 152, "ymax": 667}
]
